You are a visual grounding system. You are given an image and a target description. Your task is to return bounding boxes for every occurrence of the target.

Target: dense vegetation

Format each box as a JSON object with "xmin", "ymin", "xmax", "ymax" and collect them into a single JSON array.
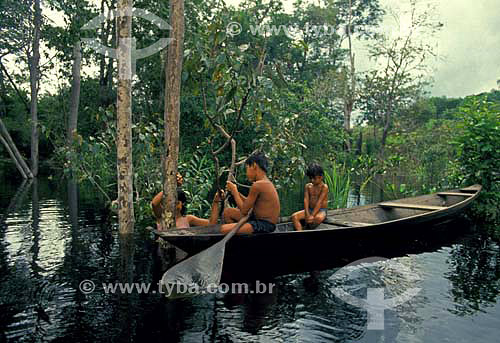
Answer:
[{"xmin": 0, "ymin": 0, "xmax": 498, "ymax": 225}]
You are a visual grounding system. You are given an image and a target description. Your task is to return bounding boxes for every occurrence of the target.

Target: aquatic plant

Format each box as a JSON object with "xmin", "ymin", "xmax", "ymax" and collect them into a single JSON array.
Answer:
[{"xmin": 323, "ymin": 163, "xmax": 351, "ymax": 209}]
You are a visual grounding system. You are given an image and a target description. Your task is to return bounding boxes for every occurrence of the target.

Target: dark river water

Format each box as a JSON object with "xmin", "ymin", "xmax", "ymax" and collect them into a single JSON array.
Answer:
[{"xmin": 1, "ymin": 177, "xmax": 499, "ymax": 342}]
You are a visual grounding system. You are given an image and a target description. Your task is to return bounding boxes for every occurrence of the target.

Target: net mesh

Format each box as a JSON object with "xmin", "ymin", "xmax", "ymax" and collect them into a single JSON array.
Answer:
[{"xmin": 160, "ymin": 238, "xmax": 226, "ymax": 298}]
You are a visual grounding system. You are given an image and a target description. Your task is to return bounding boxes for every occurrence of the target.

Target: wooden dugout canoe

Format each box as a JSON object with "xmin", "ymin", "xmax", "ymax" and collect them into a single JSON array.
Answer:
[{"xmin": 153, "ymin": 185, "xmax": 481, "ymax": 271}]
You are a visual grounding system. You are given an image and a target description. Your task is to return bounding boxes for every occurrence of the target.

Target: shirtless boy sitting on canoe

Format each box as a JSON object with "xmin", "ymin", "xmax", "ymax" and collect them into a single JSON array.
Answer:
[
  {"xmin": 291, "ymin": 163, "xmax": 329, "ymax": 231},
  {"xmin": 221, "ymin": 152, "xmax": 280, "ymax": 234}
]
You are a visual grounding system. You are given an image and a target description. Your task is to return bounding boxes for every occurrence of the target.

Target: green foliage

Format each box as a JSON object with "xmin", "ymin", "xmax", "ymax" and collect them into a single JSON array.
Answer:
[
  {"xmin": 6, "ymin": 0, "xmax": 480, "ymax": 225},
  {"xmin": 179, "ymin": 153, "xmax": 215, "ymax": 218},
  {"xmin": 279, "ymin": 160, "xmax": 351, "ymax": 215},
  {"xmin": 256, "ymin": 81, "xmax": 345, "ymax": 190},
  {"xmin": 450, "ymin": 96, "xmax": 500, "ymax": 224},
  {"xmin": 323, "ymin": 163, "xmax": 351, "ymax": 209},
  {"xmin": 384, "ymin": 119, "xmax": 456, "ymax": 187}
]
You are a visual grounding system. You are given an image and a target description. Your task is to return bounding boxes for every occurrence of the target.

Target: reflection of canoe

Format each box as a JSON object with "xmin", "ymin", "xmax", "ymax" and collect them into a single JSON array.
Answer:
[{"xmin": 154, "ymin": 185, "xmax": 481, "ymax": 271}]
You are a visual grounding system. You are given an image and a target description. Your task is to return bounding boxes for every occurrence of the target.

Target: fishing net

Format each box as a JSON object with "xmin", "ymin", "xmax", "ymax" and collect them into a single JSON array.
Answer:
[
  {"xmin": 160, "ymin": 212, "xmax": 251, "ymax": 298},
  {"xmin": 160, "ymin": 237, "xmax": 228, "ymax": 298}
]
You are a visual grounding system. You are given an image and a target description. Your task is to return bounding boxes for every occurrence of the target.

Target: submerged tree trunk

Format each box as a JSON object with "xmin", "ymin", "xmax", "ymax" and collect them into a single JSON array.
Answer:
[
  {"xmin": 67, "ymin": 42, "xmax": 82, "ymax": 148},
  {"xmin": 161, "ymin": 0, "xmax": 185, "ymax": 230},
  {"xmin": 116, "ymin": 0, "xmax": 135, "ymax": 233},
  {"xmin": 0, "ymin": 63, "xmax": 32, "ymax": 178},
  {"xmin": 0, "ymin": 119, "xmax": 33, "ymax": 179},
  {"xmin": 0, "ymin": 133, "xmax": 26, "ymax": 178},
  {"xmin": 29, "ymin": 0, "xmax": 41, "ymax": 177}
]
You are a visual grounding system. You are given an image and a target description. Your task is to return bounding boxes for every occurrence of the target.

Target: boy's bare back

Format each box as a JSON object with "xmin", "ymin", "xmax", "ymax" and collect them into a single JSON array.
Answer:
[{"xmin": 252, "ymin": 179, "xmax": 280, "ymax": 224}]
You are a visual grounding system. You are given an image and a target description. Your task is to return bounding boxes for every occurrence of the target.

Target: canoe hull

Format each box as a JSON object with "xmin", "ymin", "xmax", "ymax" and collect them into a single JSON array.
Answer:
[{"xmin": 154, "ymin": 185, "xmax": 481, "ymax": 275}]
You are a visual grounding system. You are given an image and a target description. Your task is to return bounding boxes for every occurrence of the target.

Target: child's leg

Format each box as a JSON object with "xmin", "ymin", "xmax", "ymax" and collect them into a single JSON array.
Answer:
[
  {"xmin": 313, "ymin": 210, "xmax": 327, "ymax": 226},
  {"xmin": 223, "ymin": 207, "xmax": 242, "ymax": 223},
  {"xmin": 291, "ymin": 210, "xmax": 305, "ymax": 231},
  {"xmin": 220, "ymin": 222, "xmax": 254, "ymax": 234}
]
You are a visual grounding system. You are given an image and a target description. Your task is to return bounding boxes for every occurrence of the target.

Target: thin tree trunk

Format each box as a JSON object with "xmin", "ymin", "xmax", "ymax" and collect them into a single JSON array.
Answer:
[
  {"xmin": 116, "ymin": 0, "xmax": 134, "ymax": 234},
  {"xmin": 29, "ymin": 0, "xmax": 41, "ymax": 177},
  {"xmin": 99, "ymin": 0, "xmax": 113, "ymax": 106},
  {"xmin": 161, "ymin": 0, "xmax": 184, "ymax": 230},
  {"xmin": 0, "ymin": 120, "xmax": 33, "ymax": 179},
  {"xmin": 67, "ymin": 42, "xmax": 82, "ymax": 148},
  {"xmin": 380, "ymin": 111, "xmax": 391, "ymax": 156},
  {"xmin": 104, "ymin": 1, "xmax": 116, "ymax": 108},
  {"xmin": 99, "ymin": 0, "xmax": 107, "ymax": 87},
  {"xmin": 0, "ymin": 133, "xmax": 26, "ymax": 178},
  {"xmin": 0, "ymin": 72, "xmax": 33, "ymax": 178},
  {"xmin": 0, "ymin": 60, "xmax": 30, "ymax": 113},
  {"xmin": 356, "ymin": 130, "xmax": 362, "ymax": 155},
  {"xmin": 343, "ymin": 0, "xmax": 355, "ymax": 152}
]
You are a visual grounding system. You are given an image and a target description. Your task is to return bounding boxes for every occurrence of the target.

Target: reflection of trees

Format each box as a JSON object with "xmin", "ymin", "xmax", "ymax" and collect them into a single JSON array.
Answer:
[
  {"xmin": 446, "ymin": 233, "xmax": 500, "ymax": 315},
  {"xmin": 116, "ymin": 233, "xmax": 135, "ymax": 343},
  {"xmin": 0, "ymin": 179, "xmax": 31, "ymax": 339},
  {"xmin": 30, "ymin": 178, "xmax": 41, "ymax": 276}
]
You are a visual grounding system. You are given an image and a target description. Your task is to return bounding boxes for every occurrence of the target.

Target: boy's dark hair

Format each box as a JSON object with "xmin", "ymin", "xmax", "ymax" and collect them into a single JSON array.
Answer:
[
  {"xmin": 245, "ymin": 152, "xmax": 268, "ymax": 173},
  {"xmin": 177, "ymin": 189, "xmax": 187, "ymax": 215},
  {"xmin": 306, "ymin": 163, "xmax": 324, "ymax": 178}
]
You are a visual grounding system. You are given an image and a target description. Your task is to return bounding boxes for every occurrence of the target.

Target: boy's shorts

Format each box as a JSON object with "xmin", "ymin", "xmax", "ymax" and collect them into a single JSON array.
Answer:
[
  {"xmin": 248, "ymin": 214, "xmax": 276, "ymax": 233},
  {"xmin": 309, "ymin": 208, "xmax": 328, "ymax": 215}
]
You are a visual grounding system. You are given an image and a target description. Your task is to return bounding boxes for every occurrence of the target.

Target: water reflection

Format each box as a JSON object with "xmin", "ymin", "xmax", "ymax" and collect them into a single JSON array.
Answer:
[
  {"xmin": 446, "ymin": 230, "xmax": 500, "ymax": 315},
  {"xmin": 0, "ymin": 177, "xmax": 499, "ymax": 342},
  {"xmin": 117, "ymin": 232, "xmax": 136, "ymax": 343}
]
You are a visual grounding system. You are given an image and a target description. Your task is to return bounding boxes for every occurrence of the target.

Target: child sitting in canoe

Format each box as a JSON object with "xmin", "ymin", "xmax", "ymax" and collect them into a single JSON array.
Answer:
[
  {"xmin": 172, "ymin": 189, "xmax": 223, "ymax": 229},
  {"xmin": 151, "ymin": 172, "xmax": 184, "ymax": 223},
  {"xmin": 222, "ymin": 152, "xmax": 280, "ymax": 234},
  {"xmin": 152, "ymin": 172, "xmax": 223, "ymax": 230},
  {"xmin": 291, "ymin": 163, "xmax": 329, "ymax": 231}
]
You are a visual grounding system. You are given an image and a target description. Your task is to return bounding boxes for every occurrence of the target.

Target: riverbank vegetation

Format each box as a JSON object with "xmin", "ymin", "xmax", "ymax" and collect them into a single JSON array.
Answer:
[{"xmin": 0, "ymin": 0, "xmax": 498, "ymax": 225}]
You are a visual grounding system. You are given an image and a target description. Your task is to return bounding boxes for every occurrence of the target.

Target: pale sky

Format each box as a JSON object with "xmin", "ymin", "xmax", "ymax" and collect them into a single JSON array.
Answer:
[
  {"xmin": 227, "ymin": 0, "xmax": 500, "ymax": 98},
  {"xmin": 41, "ymin": 0, "xmax": 500, "ymax": 98},
  {"xmin": 425, "ymin": 0, "xmax": 500, "ymax": 96}
]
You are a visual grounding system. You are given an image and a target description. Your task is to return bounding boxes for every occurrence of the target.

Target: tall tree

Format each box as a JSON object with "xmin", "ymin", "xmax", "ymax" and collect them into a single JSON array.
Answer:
[
  {"xmin": 161, "ymin": 0, "xmax": 185, "ymax": 230},
  {"xmin": 67, "ymin": 42, "xmax": 82, "ymax": 148},
  {"xmin": 359, "ymin": 0, "xmax": 441, "ymax": 155},
  {"xmin": 29, "ymin": 0, "xmax": 42, "ymax": 176},
  {"xmin": 343, "ymin": 0, "xmax": 355, "ymax": 151},
  {"xmin": 116, "ymin": 0, "xmax": 135, "ymax": 233},
  {"xmin": 335, "ymin": 0, "xmax": 384, "ymax": 151}
]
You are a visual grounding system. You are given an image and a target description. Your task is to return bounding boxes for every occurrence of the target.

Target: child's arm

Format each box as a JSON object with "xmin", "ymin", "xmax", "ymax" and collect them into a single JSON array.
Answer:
[
  {"xmin": 311, "ymin": 184, "xmax": 329, "ymax": 216},
  {"xmin": 304, "ymin": 184, "xmax": 310, "ymax": 218},
  {"xmin": 208, "ymin": 190, "xmax": 224, "ymax": 225},
  {"xmin": 151, "ymin": 191, "xmax": 163, "ymax": 220},
  {"xmin": 227, "ymin": 181, "xmax": 258, "ymax": 215}
]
